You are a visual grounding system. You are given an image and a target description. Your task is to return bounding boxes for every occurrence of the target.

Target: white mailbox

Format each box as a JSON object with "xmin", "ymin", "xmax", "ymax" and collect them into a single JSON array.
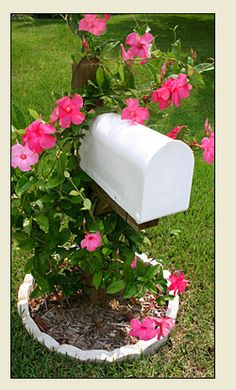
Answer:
[{"xmin": 79, "ymin": 113, "xmax": 194, "ymax": 225}]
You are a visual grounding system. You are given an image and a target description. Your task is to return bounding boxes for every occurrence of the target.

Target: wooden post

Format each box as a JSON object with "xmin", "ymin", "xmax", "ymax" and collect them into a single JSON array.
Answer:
[{"xmin": 72, "ymin": 57, "xmax": 99, "ymax": 89}]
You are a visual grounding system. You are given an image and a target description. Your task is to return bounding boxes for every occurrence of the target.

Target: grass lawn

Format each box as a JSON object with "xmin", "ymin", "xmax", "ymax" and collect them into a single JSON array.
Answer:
[{"xmin": 11, "ymin": 14, "xmax": 215, "ymax": 378}]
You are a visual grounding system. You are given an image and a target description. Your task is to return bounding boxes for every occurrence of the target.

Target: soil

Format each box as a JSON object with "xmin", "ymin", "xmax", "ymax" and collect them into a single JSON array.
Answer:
[{"xmin": 29, "ymin": 291, "xmax": 168, "ymax": 351}]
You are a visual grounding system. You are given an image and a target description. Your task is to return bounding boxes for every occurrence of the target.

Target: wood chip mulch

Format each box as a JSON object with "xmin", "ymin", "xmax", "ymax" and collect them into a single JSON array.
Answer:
[{"xmin": 29, "ymin": 290, "xmax": 167, "ymax": 351}]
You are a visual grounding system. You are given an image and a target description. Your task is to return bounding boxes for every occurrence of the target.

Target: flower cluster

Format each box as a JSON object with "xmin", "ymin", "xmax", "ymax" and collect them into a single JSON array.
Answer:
[
  {"xmin": 121, "ymin": 32, "xmax": 154, "ymax": 64},
  {"xmin": 152, "ymin": 74, "xmax": 192, "ymax": 110},
  {"xmin": 121, "ymin": 98, "xmax": 149, "ymax": 125},
  {"xmin": 78, "ymin": 14, "xmax": 108, "ymax": 36},
  {"xmin": 11, "ymin": 94, "xmax": 85, "ymax": 172},
  {"xmin": 129, "ymin": 316, "xmax": 174, "ymax": 341},
  {"xmin": 50, "ymin": 94, "xmax": 85, "ymax": 129},
  {"xmin": 11, "ymin": 120, "xmax": 56, "ymax": 172}
]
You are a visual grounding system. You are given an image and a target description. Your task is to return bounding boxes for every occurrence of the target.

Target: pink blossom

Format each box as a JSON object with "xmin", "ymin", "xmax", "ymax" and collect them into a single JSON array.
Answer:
[
  {"xmin": 81, "ymin": 232, "xmax": 102, "ymax": 252},
  {"xmin": 121, "ymin": 98, "xmax": 149, "ymax": 125},
  {"xmin": 11, "ymin": 143, "xmax": 39, "ymax": 172},
  {"xmin": 50, "ymin": 94, "xmax": 85, "ymax": 129},
  {"xmin": 78, "ymin": 14, "xmax": 107, "ymax": 36},
  {"xmin": 154, "ymin": 317, "xmax": 174, "ymax": 340},
  {"xmin": 131, "ymin": 256, "xmax": 137, "ymax": 269},
  {"xmin": 152, "ymin": 86, "xmax": 170, "ymax": 110},
  {"xmin": 168, "ymin": 271, "xmax": 189, "ymax": 295},
  {"xmin": 121, "ymin": 32, "xmax": 153, "ymax": 64},
  {"xmin": 166, "ymin": 125, "xmax": 186, "ymax": 139},
  {"xmin": 201, "ymin": 132, "xmax": 214, "ymax": 164},
  {"xmin": 169, "ymin": 74, "xmax": 192, "ymax": 108},
  {"xmin": 152, "ymin": 74, "xmax": 192, "ymax": 110},
  {"xmin": 129, "ymin": 317, "xmax": 157, "ymax": 341},
  {"xmin": 22, "ymin": 120, "xmax": 56, "ymax": 153}
]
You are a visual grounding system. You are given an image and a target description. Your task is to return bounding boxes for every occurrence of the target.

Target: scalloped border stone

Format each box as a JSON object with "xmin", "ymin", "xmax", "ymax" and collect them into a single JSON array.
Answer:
[{"xmin": 17, "ymin": 256, "xmax": 179, "ymax": 363}]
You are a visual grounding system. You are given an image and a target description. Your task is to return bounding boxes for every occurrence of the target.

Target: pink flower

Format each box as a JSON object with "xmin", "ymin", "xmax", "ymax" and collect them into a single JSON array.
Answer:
[
  {"xmin": 131, "ymin": 256, "xmax": 137, "ymax": 269},
  {"xmin": 154, "ymin": 317, "xmax": 174, "ymax": 340},
  {"xmin": 169, "ymin": 74, "xmax": 192, "ymax": 108},
  {"xmin": 152, "ymin": 85, "xmax": 170, "ymax": 110},
  {"xmin": 152, "ymin": 74, "xmax": 192, "ymax": 110},
  {"xmin": 50, "ymin": 94, "xmax": 85, "ymax": 129},
  {"xmin": 22, "ymin": 120, "xmax": 56, "ymax": 153},
  {"xmin": 125, "ymin": 32, "xmax": 154, "ymax": 63},
  {"xmin": 166, "ymin": 125, "xmax": 186, "ymax": 139},
  {"xmin": 121, "ymin": 98, "xmax": 149, "ymax": 125},
  {"xmin": 201, "ymin": 132, "xmax": 214, "ymax": 164},
  {"xmin": 11, "ymin": 143, "xmax": 39, "ymax": 172},
  {"xmin": 121, "ymin": 32, "xmax": 153, "ymax": 65},
  {"xmin": 168, "ymin": 271, "xmax": 189, "ymax": 295},
  {"xmin": 81, "ymin": 232, "xmax": 102, "ymax": 252},
  {"xmin": 129, "ymin": 317, "xmax": 157, "ymax": 341},
  {"xmin": 78, "ymin": 14, "xmax": 106, "ymax": 36}
]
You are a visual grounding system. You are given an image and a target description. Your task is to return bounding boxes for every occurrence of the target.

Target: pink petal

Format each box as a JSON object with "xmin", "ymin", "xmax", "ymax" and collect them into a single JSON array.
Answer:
[
  {"xmin": 71, "ymin": 112, "xmax": 86, "ymax": 125},
  {"xmin": 56, "ymin": 96, "xmax": 71, "ymax": 109},
  {"xmin": 126, "ymin": 32, "xmax": 140, "ymax": 46},
  {"xmin": 126, "ymin": 98, "xmax": 139, "ymax": 110},
  {"xmin": 39, "ymin": 123, "xmax": 56, "ymax": 134},
  {"xmin": 141, "ymin": 32, "xmax": 154, "ymax": 44},
  {"xmin": 39, "ymin": 134, "xmax": 56, "ymax": 150},
  {"xmin": 130, "ymin": 319, "xmax": 141, "ymax": 330},
  {"xmin": 121, "ymin": 107, "xmax": 132, "ymax": 120},
  {"xmin": 59, "ymin": 116, "xmax": 72, "ymax": 129},
  {"xmin": 71, "ymin": 93, "xmax": 84, "ymax": 109},
  {"xmin": 135, "ymin": 107, "xmax": 149, "ymax": 124}
]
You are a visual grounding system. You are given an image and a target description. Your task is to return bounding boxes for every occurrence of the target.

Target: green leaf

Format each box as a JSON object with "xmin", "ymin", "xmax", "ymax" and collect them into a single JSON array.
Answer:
[
  {"xmin": 12, "ymin": 231, "xmax": 29, "ymax": 242},
  {"xmin": 15, "ymin": 177, "xmax": 37, "ymax": 196},
  {"xmin": 30, "ymin": 286, "xmax": 44, "ymax": 299},
  {"xmin": 107, "ymin": 279, "xmax": 126, "ymax": 294},
  {"xmin": 70, "ymin": 190, "xmax": 80, "ymax": 196},
  {"xmin": 145, "ymin": 280, "xmax": 157, "ymax": 294},
  {"xmin": 36, "ymin": 277, "xmax": 50, "ymax": 293},
  {"xmin": 194, "ymin": 63, "xmax": 214, "ymax": 74},
  {"xmin": 146, "ymin": 264, "xmax": 162, "ymax": 280},
  {"xmin": 56, "ymin": 152, "xmax": 67, "ymax": 177},
  {"xmin": 46, "ymin": 177, "xmax": 62, "ymax": 189},
  {"xmin": 24, "ymin": 256, "xmax": 35, "ymax": 273},
  {"xmin": 96, "ymin": 67, "xmax": 104, "ymax": 87},
  {"xmin": 12, "ymin": 101, "xmax": 26, "ymax": 129},
  {"xmin": 118, "ymin": 64, "xmax": 125, "ymax": 82},
  {"xmin": 92, "ymin": 271, "xmax": 103, "ymax": 289},
  {"xmin": 189, "ymin": 72, "xmax": 205, "ymax": 87},
  {"xmin": 83, "ymin": 198, "xmax": 92, "ymax": 210},
  {"xmin": 123, "ymin": 283, "xmax": 137, "ymax": 299},
  {"xmin": 64, "ymin": 170, "xmax": 70, "ymax": 178},
  {"xmin": 28, "ymin": 108, "xmax": 40, "ymax": 120},
  {"xmin": 34, "ymin": 214, "xmax": 49, "ymax": 233},
  {"xmin": 102, "ymin": 247, "xmax": 112, "ymax": 256},
  {"xmin": 70, "ymin": 196, "xmax": 83, "ymax": 204}
]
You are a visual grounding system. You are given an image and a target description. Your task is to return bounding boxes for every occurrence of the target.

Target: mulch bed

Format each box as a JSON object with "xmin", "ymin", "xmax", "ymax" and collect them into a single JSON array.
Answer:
[{"xmin": 29, "ymin": 291, "xmax": 167, "ymax": 351}]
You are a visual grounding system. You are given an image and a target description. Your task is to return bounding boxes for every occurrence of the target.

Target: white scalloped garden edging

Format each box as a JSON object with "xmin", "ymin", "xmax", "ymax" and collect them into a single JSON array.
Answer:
[{"xmin": 17, "ymin": 255, "xmax": 179, "ymax": 363}]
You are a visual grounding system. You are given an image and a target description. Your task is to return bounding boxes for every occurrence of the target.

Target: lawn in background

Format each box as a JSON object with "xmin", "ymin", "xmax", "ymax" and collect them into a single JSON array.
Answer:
[{"xmin": 11, "ymin": 14, "xmax": 214, "ymax": 378}]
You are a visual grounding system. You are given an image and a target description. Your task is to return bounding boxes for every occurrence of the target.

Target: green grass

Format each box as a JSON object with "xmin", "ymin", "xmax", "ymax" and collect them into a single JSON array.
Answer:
[{"xmin": 11, "ymin": 14, "xmax": 214, "ymax": 378}]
